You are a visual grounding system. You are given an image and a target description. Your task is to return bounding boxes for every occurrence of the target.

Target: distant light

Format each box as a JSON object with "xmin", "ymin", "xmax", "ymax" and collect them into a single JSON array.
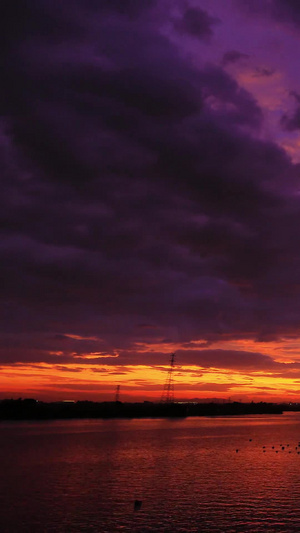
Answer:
[{"xmin": 62, "ymin": 400, "xmax": 75, "ymax": 403}]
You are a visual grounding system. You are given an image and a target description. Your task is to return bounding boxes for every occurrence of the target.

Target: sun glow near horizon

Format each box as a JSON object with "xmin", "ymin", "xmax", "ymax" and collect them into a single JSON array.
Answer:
[{"xmin": 2, "ymin": 334, "xmax": 300, "ymax": 402}]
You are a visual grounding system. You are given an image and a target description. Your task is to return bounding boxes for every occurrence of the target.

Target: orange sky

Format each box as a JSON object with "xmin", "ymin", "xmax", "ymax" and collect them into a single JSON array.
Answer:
[{"xmin": 2, "ymin": 337, "xmax": 300, "ymax": 403}]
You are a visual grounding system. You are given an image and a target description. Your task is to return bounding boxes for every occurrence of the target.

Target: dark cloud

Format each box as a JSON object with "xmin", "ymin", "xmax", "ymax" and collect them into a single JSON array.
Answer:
[
  {"xmin": 193, "ymin": 382, "xmax": 243, "ymax": 391},
  {"xmin": 281, "ymin": 93, "xmax": 300, "ymax": 131},
  {"xmin": 253, "ymin": 67, "xmax": 274, "ymax": 78},
  {"xmin": 281, "ymin": 110, "xmax": 300, "ymax": 131},
  {"xmin": 2, "ymin": 345, "xmax": 300, "ymax": 377},
  {"xmin": 222, "ymin": 50, "xmax": 249, "ymax": 66},
  {"xmin": 1, "ymin": 0, "xmax": 300, "ymax": 377},
  {"xmin": 0, "ymin": 0, "xmax": 78, "ymax": 52},
  {"xmin": 174, "ymin": 7, "xmax": 219, "ymax": 40},
  {"xmin": 88, "ymin": 0, "xmax": 156, "ymax": 17},
  {"xmin": 54, "ymin": 366, "xmax": 83, "ymax": 372},
  {"xmin": 272, "ymin": 0, "xmax": 300, "ymax": 26},
  {"xmin": 236, "ymin": 0, "xmax": 300, "ymax": 27}
]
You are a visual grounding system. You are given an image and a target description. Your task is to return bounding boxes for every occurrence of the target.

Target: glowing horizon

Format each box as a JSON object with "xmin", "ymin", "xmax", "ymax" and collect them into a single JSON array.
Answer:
[{"xmin": 2, "ymin": 334, "xmax": 300, "ymax": 402}]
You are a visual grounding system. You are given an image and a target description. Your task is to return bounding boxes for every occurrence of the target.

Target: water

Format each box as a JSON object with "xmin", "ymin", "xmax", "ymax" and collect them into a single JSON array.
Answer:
[{"xmin": 1, "ymin": 413, "xmax": 300, "ymax": 532}]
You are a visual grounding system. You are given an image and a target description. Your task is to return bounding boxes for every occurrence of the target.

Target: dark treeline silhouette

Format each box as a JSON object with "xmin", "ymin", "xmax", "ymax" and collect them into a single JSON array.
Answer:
[{"xmin": 0, "ymin": 398, "xmax": 288, "ymax": 420}]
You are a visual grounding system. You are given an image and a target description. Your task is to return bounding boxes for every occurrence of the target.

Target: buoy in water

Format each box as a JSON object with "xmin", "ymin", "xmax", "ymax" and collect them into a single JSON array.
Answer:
[{"xmin": 134, "ymin": 500, "xmax": 142, "ymax": 511}]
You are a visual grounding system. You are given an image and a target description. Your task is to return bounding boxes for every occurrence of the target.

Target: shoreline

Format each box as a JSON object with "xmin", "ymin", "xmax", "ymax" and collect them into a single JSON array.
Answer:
[{"xmin": 0, "ymin": 399, "xmax": 285, "ymax": 421}]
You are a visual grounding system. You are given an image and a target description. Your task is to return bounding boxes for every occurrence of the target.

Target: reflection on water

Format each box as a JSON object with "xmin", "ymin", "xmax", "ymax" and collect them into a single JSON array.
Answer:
[{"xmin": 1, "ymin": 413, "xmax": 300, "ymax": 531}]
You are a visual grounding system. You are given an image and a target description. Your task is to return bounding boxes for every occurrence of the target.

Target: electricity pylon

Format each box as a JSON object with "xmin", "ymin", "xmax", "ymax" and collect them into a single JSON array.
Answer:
[
  {"xmin": 161, "ymin": 353, "xmax": 176, "ymax": 403},
  {"xmin": 115, "ymin": 385, "xmax": 120, "ymax": 402}
]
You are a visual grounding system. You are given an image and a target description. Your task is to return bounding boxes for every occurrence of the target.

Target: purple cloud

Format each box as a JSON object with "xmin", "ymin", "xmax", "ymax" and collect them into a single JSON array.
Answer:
[
  {"xmin": 1, "ymin": 0, "xmax": 300, "ymax": 382},
  {"xmin": 236, "ymin": 0, "xmax": 300, "ymax": 27},
  {"xmin": 222, "ymin": 50, "xmax": 249, "ymax": 66},
  {"xmin": 174, "ymin": 7, "xmax": 219, "ymax": 41},
  {"xmin": 281, "ymin": 93, "xmax": 300, "ymax": 131}
]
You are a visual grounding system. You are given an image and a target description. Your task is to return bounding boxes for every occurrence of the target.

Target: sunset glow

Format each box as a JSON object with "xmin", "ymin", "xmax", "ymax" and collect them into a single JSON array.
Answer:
[{"xmin": 2, "ymin": 333, "xmax": 300, "ymax": 402}]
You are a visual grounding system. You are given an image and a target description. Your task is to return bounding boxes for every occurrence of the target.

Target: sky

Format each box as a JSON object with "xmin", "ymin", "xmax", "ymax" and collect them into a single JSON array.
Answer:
[{"xmin": 3, "ymin": 0, "xmax": 300, "ymax": 402}]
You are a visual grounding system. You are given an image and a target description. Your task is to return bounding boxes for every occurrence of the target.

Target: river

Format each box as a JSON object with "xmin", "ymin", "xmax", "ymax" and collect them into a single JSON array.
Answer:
[{"xmin": 1, "ymin": 413, "xmax": 300, "ymax": 531}]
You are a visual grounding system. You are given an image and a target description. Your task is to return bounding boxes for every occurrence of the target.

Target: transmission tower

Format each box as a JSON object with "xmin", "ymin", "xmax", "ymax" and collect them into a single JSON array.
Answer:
[
  {"xmin": 115, "ymin": 384, "xmax": 120, "ymax": 402},
  {"xmin": 161, "ymin": 353, "xmax": 176, "ymax": 403}
]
